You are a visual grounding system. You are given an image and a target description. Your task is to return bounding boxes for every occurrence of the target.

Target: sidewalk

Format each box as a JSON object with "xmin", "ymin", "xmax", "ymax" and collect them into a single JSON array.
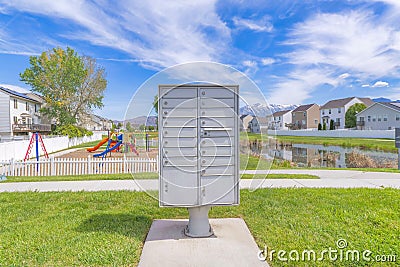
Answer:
[{"xmin": 0, "ymin": 169, "xmax": 399, "ymax": 192}]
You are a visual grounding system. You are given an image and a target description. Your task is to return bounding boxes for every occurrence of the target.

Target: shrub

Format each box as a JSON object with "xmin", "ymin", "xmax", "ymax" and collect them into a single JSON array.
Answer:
[
  {"xmin": 329, "ymin": 119, "xmax": 334, "ymax": 130},
  {"xmin": 322, "ymin": 123, "xmax": 327, "ymax": 130},
  {"xmin": 318, "ymin": 123, "xmax": 322, "ymax": 131},
  {"xmin": 53, "ymin": 125, "xmax": 93, "ymax": 138}
]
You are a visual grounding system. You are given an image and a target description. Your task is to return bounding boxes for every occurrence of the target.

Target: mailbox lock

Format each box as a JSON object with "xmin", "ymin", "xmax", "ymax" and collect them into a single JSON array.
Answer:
[
  {"xmin": 164, "ymin": 101, "xmax": 168, "ymax": 105},
  {"xmin": 202, "ymin": 121, "xmax": 205, "ymax": 125},
  {"xmin": 165, "ymin": 141, "xmax": 168, "ymax": 144},
  {"xmin": 164, "ymin": 111, "xmax": 168, "ymax": 115},
  {"xmin": 202, "ymin": 91, "xmax": 206, "ymax": 95},
  {"xmin": 202, "ymin": 160, "xmax": 206, "ymax": 164},
  {"xmin": 164, "ymin": 131, "xmax": 168, "ymax": 134}
]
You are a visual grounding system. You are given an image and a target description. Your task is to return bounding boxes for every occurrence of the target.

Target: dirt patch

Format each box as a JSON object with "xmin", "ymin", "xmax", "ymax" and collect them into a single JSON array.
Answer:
[{"xmin": 57, "ymin": 147, "xmax": 159, "ymax": 159}]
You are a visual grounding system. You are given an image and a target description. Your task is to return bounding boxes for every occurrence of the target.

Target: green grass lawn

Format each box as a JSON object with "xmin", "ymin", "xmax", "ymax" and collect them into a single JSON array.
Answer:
[
  {"xmin": 275, "ymin": 135, "xmax": 396, "ymax": 152},
  {"xmin": 2, "ymin": 172, "xmax": 317, "ymax": 182},
  {"xmin": 0, "ymin": 189, "xmax": 398, "ymax": 266}
]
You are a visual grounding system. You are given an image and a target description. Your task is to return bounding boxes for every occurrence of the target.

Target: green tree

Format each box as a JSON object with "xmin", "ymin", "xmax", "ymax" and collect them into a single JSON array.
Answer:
[
  {"xmin": 117, "ymin": 122, "xmax": 123, "ymax": 129},
  {"xmin": 322, "ymin": 122, "xmax": 327, "ymax": 130},
  {"xmin": 345, "ymin": 103, "xmax": 367, "ymax": 128},
  {"xmin": 126, "ymin": 122, "xmax": 133, "ymax": 132},
  {"xmin": 329, "ymin": 119, "xmax": 335, "ymax": 130},
  {"xmin": 111, "ymin": 123, "xmax": 117, "ymax": 132},
  {"xmin": 153, "ymin": 95, "xmax": 159, "ymax": 115},
  {"xmin": 20, "ymin": 47, "xmax": 107, "ymax": 126},
  {"xmin": 153, "ymin": 95, "xmax": 159, "ymax": 130}
]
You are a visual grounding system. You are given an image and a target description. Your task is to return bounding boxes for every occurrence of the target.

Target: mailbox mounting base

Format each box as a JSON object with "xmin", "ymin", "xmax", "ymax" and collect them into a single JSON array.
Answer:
[{"xmin": 184, "ymin": 206, "xmax": 213, "ymax": 238}]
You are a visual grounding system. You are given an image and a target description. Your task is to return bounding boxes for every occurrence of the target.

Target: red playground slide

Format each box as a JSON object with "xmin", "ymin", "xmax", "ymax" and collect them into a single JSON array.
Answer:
[{"xmin": 87, "ymin": 137, "xmax": 109, "ymax": 152}]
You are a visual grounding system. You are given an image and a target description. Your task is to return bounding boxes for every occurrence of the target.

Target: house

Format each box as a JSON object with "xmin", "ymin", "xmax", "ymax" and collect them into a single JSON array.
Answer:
[
  {"xmin": 289, "ymin": 104, "xmax": 320, "ymax": 130},
  {"xmin": 356, "ymin": 102, "xmax": 400, "ymax": 130},
  {"xmin": 0, "ymin": 86, "xmax": 50, "ymax": 136},
  {"xmin": 240, "ymin": 114, "xmax": 254, "ymax": 132},
  {"xmin": 248, "ymin": 116, "xmax": 268, "ymax": 133},
  {"xmin": 271, "ymin": 110, "xmax": 292, "ymax": 130},
  {"xmin": 82, "ymin": 114, "xmax": 113, "ymax": 131},
  {"xmin": 320, "ymin": 97, "xmax": 374, "ymax": 129}
]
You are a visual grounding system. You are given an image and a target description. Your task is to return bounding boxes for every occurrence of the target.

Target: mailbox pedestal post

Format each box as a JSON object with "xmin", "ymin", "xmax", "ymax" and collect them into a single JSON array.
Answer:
[{"xmin": 185, "ymin": 206, "xmax": 213, "ymax": 237}]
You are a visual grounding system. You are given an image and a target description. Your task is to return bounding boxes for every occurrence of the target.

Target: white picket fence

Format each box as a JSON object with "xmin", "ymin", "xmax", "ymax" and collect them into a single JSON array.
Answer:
[{"xmin": 0, "ymin": 156, "xmax": 158, "ymax": 177}]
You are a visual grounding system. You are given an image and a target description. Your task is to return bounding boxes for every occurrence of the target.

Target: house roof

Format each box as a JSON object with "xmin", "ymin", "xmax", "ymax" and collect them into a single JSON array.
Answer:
[
  {"xmin": 320, "ymin": 97, "xmax": 373, "ymax": 109},
  {"xmin": 292, "ymin": 104, "xmax": 316, "ymax": 112},
  {"xmin": 0, "ymin": 86, "xmax": 39, "ymax": 103},
  {"xmin": 356, "ymin": 102, "xmax": 400, "ymax": 117},
  {"xmin": 273, "ymin": 110, "xmax": 291, "ymax": 117}
]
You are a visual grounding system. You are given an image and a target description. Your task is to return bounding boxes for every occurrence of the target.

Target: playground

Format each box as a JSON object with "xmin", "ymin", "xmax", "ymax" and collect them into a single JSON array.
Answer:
[{"xmin": 57, "ymin": 132, "xmax": 158, "ymax": 159}]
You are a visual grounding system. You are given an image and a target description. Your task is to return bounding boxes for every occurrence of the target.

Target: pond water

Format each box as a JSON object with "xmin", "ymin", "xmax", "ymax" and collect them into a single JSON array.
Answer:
[{"xmin": 243, "ymin": 140, "xmax": 398, "ymax": 169}]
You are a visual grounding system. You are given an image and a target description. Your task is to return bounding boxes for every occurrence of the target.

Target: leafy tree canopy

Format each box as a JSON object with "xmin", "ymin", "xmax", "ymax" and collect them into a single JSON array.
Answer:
[
  {"xmin": 20, "ymin": 47, "xmax": 107, "ymax": 126},
  {"xmin": 345, "ymin": 103, "xmax": 367, "ymax": 128}
]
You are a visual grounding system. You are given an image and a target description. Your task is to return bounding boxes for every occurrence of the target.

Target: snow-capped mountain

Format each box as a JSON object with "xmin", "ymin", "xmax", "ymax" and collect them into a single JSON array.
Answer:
[
  {"xmin": 372, "ymin": 97, "xmax": 400, "ymax": 103},
  {"xmin": 240, "ymin": 103, "xmax": 299, "ymax": 117}
]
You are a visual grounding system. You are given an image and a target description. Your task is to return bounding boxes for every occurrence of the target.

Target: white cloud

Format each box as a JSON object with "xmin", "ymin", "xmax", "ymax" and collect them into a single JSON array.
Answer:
[
  {"xmin": 261, "ymin": 57, "xmax": 275, "ymax": 65},
  {"xmin": 268, "ymin": 9, "xmax": 400, "ymax": 104},
  {"xmin": 268, "ymin": 68, "xmax": 338, "ymax": 104},
  {"xmin": 371, "ymin": 80, "xmax": 389, "ymax": 87},
  {"xmin": 338, "ymin": 73, "xmax": 350, "ymax": 79},
  {"xmin": 242, "ymin": 60, "xmax": 257, "ymax": 68},
  {"xmin": 361, "ymin": 84, "xmax": 370, "ymax": 87},
  {"xmin": 0, "ymin": 0, "xmax": 231, "ymax": 68},
  {"xmin": 233, "ymin": 16, "xmax": 273, "ymax": 32},
  {"xmin": 285, "ymin": 10, "xmax": 400, "ymax": 77}
]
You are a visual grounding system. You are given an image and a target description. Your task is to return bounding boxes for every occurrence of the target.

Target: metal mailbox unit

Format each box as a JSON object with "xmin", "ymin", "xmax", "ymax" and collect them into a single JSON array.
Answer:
[{"xmin": 158, "ymin": 84, "xmax": 239, "ymax": 237}]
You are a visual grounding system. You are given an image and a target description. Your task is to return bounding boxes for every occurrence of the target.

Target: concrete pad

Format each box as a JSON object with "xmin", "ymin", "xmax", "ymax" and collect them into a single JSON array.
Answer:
[{"xmin": 138, "ymin": 218, "xmax": 268, "ymax": 267}]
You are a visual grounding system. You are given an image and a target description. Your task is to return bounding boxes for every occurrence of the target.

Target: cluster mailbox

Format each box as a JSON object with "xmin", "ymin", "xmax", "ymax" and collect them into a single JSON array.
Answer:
[{"xmin": 158, "ymin": 85, "xmax": 239, "ymax": 234}]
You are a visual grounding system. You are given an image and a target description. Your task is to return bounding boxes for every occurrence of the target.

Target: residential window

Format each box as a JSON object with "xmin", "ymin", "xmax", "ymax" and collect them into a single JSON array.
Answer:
[
  {"xmin": 26, "ymin": 102, "xmax": 29, "ymax": 111},
  {"xmin": 13, "ymin": 116, "xmax": 17, "ymax": 124},
  {"xmin": 13, "ymin": 99, "xmax": 17, "ymax": 109},
  {"xmin": 329, "ymin": 109, "xmax": 331, "ymax": 114},
  {"xmin": 359, "ymin": 117, "xmax": 364, "ymax": 121},
  {"xmin": 338, "ymin": 108, "xmax": 341, "ymax": 113},
  {"xmin": 383, "ymin": 115, "xmax": 388, "ymax": 122},
  {"xmin": 336, "ymin": 118, "xmax": 340, "ymax": 123},
  {"xmin": 314, "ymin": 119, "xmax": 318, "ymax": 124},
  {"xmin": 35, "ymin": 104, "xmax": 38, "ymax": 112},
  {"xmin": 378, "ymin": 116, "xmax": 381, "ymax": 122},
  {"xmin": 372, "ymin": 116, "xmax": 376, "ymax": 122},
  {"xmin": 367, "ymin": 116, "xmax": 371, "ymax": 122},
  {"xmin": 396, "ymin": 116, "xmax": 400, "ymax": 121},
  {"xmin": 322, "ymin": 110, "xmax": 325, "ymax": 115}
]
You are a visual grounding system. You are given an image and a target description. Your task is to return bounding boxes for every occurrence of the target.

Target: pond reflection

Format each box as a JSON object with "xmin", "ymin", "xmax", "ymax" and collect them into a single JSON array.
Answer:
[{"xmin": 243, "ymin": 139, "xmax": 397, "ymax": 169}]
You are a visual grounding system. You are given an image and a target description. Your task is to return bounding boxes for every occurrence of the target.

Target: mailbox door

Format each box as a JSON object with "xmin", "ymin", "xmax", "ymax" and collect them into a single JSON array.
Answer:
[
  {"xmin": 198, "ymin": 86, "xmax": 239, "ymax": 206},
  {"xmin": 159, "ymin": 86, "xmax": 199, "ymax": 206}
]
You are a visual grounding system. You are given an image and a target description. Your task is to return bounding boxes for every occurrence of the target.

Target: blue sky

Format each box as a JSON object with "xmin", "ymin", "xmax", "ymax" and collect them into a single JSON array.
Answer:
[{"xmin": 1, "ymin": 0, "xmax": 400, "ymax": 120}]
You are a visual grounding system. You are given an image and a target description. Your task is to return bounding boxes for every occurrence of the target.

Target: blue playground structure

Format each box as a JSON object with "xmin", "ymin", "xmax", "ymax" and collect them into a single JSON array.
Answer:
[{"xmin": 93, "ymin": 133, "xmax": 123, "ymax": 158}]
